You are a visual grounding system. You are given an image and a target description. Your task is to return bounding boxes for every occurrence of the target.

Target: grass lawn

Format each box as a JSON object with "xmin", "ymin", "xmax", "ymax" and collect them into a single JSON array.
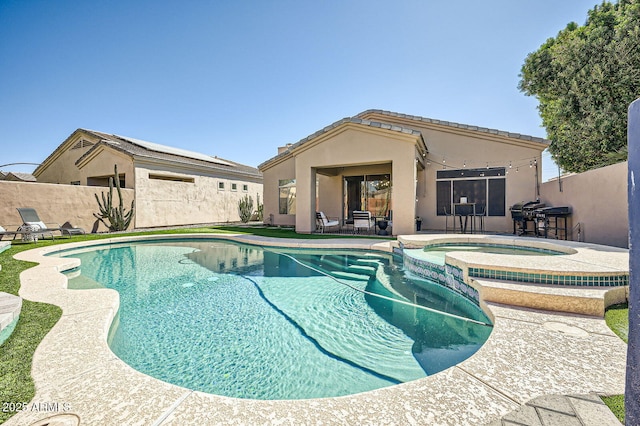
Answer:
[
  {"xmin": 602, "ymin": 302, "xmax": 629, "ymax": 424},
  {"xmin": 0, "ymin": 225, "xmax": 388, "ymax": 423}
]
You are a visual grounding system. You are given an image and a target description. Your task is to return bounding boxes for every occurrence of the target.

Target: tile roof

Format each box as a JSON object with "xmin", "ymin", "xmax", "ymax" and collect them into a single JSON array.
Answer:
[
  {"xmin": 78, "ymin": 130, "xmax": 262, "ymax": 179},
  {"xmin": 4, "ymin": 172, "xmax": 37, "ymax": 182},
  {"xmin": 258, "ymin": 117, "xmax": 425, "ymax": 169},
  {"xmin": 357, "ymin": 109, "xmax": 550, "ymax": 145}
]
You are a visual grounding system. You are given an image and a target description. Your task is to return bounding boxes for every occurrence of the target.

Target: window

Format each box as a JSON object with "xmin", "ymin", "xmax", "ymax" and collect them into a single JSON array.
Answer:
[
  {"xmin": 149, "ymin": 174, "xmax": 194, "ymax": 183},
  {"xmin": 436, "ymin": 168, "xmax": 506, "ymax": 216},
  {"xmin": 231, "ymin": 183, "xmax": 238, "ymax": 191},
  {"xmin": 242, "ymin": 184, "xmax": 248, "ymax": 192},
  {"xmin": 88, "ymin": 175, "xmax": 125, "ymax": 188},
  {"xmin": 278, "ymin": 179, "xmax": 296, "ymax": 214},
  {"xmin": 218, "ymin": 182, "xmax": 225, "ymax": 190}
]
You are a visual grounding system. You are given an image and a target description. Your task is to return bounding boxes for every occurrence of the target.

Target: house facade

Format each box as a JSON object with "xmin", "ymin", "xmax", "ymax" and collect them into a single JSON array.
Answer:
[
  {"xmin": 258, "ymin": 110, "xmax": 549, "ymax": 235},
  {"xmin": 34, "ymin": 129, "xmax": 263, "ymax": 228}
]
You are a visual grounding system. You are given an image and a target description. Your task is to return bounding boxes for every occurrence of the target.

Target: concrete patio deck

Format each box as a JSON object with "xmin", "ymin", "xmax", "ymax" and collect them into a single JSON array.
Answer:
[{"xmin": 4, "ymin": 234, "xmax": 628, "ymax": 425}]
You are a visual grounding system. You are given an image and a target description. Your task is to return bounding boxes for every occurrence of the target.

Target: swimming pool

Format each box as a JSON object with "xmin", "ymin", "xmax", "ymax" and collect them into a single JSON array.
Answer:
[{"xmin": 61, "ymin": 239, "xmax": 492, "ymax": 400}]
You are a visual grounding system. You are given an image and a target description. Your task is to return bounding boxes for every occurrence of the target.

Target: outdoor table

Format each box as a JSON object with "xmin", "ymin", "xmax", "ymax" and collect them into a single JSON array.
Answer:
[{"xmin": 453, "ymin": 202, "xmax": 476, "ymax": 233}]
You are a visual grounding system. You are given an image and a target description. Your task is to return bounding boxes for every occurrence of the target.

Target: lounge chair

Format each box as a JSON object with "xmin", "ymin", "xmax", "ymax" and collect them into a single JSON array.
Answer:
[
  {"xmin": 0, "ymin": 225, "xmax": 54, "ymax": 242},
  {"xmin": 316, "ymin": 212, "xmax": 340, "ymax": 233},
  {"xmin": 353, "ymin": 210, "xmax": 373, "ymax": 234},
  {"xmin": 17, "ymin": 207, "xmax": 85, "ymax": 238},
  {"xmin": 0, "ymin": 225, "xmax": 20, "ymax": 241}
]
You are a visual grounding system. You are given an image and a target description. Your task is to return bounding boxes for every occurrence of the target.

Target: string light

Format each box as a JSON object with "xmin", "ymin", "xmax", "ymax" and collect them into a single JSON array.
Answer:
[{"xmin": 425, "ymin": 153, "xmax": 540, "ymax": 173}]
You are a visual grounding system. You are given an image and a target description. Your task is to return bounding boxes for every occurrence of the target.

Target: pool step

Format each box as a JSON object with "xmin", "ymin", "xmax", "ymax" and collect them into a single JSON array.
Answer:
[
  {"xmin": 346, "ymin": 265, "xmax": 376, "ymax": 276},
  {"xmin": 330, "ymin": 271, "xmax": 370, "ymax": 282},
  {"xmin": 475, "ymin": 278, "xmax": 628, "ymax": 317},
  {"xmin": 355, "ymin": 258, "xmax": 383, "ymax": 267},
  {"xmin": 315, "ymin": 256, "xmax": 379, "ymax": 275}
]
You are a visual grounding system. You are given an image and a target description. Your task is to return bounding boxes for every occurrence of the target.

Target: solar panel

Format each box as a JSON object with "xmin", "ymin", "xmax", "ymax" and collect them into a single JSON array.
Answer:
[{"xmin": 115, "ymin": 135, "xmax": 234, "ymax": 166}]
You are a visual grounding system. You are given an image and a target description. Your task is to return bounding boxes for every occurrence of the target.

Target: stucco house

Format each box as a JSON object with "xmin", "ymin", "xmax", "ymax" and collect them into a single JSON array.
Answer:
[
  {"xmin": 34, "ymin": 129, "xmax": 263, "ymax": 228},
  {"xmin": 258, "ymin": 110, "xmax": 549, "ymax": 235},
  {"xmin": 1, "ymin": 172, "xmax": 37, "ymax": 182}
]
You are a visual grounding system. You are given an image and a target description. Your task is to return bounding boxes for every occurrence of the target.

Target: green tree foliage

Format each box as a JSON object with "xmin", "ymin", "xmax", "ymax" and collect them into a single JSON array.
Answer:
[{"xmin": 519, "ymin": 0, "xmax": 640, "ymax": 172}]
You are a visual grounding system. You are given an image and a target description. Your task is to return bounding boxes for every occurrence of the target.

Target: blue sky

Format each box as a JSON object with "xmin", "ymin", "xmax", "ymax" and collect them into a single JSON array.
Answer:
[{"xmin": 0, "ymin": 0, "xmax": 596, "ymax": 181}]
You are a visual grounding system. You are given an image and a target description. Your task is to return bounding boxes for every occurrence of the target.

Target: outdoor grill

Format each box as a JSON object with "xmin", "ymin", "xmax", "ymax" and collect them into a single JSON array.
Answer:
[
  {"xmin": 510, "ymin": 200, "xmax": 545, "ymax": 235},
  {"xmin": 535, "ymin": 206, "xmax": 572, "ymax": 239}
]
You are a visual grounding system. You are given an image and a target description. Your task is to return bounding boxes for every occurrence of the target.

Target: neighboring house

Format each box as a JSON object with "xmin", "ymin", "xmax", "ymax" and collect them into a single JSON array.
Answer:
[
  {"xmin": 258, "ymin": 109, "xmax": 549, "ymax": 235},
  {"xmin": 34, "ymin": 129, "xmax": 263, "ymax": 228},
  {"xmin": 2, "ymin": 172, "xmax": 37, "ymax": 182}
]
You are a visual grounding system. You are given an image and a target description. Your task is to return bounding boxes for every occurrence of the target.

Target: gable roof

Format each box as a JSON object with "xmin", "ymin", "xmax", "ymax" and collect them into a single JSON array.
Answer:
[
  {"xmin": 357, "ymin": 109, "xmax": 550, "ymax": 145},
  {"xmin": 3, "ymin": 172, "xmax": 37, "ymax": 182},
  {"xmin": 258, "ymin": 116, "xmax": 426, "ymax": 170},
  {"xmin": 36, "ymin": 129, "xmax": 261, "ymax": 180}
]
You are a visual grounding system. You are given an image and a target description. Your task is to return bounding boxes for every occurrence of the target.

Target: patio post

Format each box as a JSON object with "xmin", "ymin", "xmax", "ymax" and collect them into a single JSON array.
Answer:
[{"xmin": 627, "ymin": 97, "xmax": 640, "ymax": 424}]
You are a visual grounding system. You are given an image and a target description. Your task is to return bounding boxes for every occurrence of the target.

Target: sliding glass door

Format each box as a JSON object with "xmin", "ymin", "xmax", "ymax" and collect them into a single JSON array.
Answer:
[{"xmin": 343, "ymin": 174, "xmax": 391, "ymax": 220}]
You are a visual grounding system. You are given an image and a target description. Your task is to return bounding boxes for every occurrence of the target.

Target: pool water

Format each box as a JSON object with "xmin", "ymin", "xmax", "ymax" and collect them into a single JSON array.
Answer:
[{"xmin": 62, "ymin": 240, "xmax": 491, "ymax": 400}]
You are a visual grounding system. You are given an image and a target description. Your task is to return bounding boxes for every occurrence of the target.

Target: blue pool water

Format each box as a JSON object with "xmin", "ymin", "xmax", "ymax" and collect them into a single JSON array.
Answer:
[{"xmin": 61, "ymin": 239, "xmax": 492, "ymax": 400}]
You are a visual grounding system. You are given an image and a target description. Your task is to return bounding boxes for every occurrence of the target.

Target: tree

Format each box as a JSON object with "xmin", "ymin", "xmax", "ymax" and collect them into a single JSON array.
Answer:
[{"xmin": 518, "ymin": 0, "xmax": 640, "ymax": 173}]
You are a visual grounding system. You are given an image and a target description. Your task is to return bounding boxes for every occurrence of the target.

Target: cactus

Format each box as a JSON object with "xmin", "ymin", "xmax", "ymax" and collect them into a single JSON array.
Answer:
[
  {"xmin": 256, "ymin": 193, "xmax": 264, "ymax": 221},
  {"xmin": 238, "ymin": 194, "xmax": 254, "ymax": 223},
  {"xmin": 93, "ymin": 165, "xmax": 135, "ymax": 231}
]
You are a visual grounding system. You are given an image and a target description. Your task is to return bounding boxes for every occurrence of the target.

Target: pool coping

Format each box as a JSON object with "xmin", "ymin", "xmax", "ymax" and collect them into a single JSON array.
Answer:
[{"xmin": 6, "ymin": 234, "xmax": 628, "ymax": 426}]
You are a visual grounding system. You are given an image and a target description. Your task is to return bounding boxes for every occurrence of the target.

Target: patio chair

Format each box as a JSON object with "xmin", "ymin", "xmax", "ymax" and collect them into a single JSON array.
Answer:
[
  {"xmin": 0, "ymin": 225, "xmax": 19, "ymax": 241},
  {"xmin": 0, "ymin": 225, "xmax": 54, "ymax": 242},
  {"xmin": 473, "ymin": 204, "xmax": 486, "ymax": 233},
  {"xmin": 17, "ymin": 207, "xmax": 85, "ymax": 238},
  {"xmin": 353, "ymin": 210, "xmax": 373, "ymax": 234},
  {"xmin": 443, "ymin": 206, "xmax": 456, "ymax": 233},
  {"xmin": 316, "ymin": 212, "xmax": 340, "ymax": 233}
]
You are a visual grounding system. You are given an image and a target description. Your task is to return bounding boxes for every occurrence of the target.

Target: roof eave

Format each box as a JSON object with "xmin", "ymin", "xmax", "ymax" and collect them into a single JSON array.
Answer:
[{"xmin": 259, "ymin": 117, "xmax": 424, "ymax": 171}]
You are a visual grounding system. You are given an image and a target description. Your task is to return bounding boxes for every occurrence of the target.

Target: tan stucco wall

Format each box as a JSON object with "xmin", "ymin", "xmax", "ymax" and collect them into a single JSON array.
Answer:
[
  {"xmin": 35, "ymin": 132, "xmax": 135, "ymax": 188},
  {"xmin": 262, "ymin": 117, "xmax": 546, "ymax": 235},
  {"xmin": 0, "ymin": 181, "xmax": 134, "ymax": 233},
  {"xmin": 292, "ymin": 126, "xmax": 418, "ymax": 235},
  {"xmin": 420, "ymin": 133, "xmax": 542, "ymax": 233},
  {"xmin": 263, "ymin": 125, "xmax": 420, "ymax": 235},
  {"xmin": 261, "ymin": 159, "xmax": 297, "ymax": 227},
  {"xmin": 38, "ymin": 148, "xmax": 135, "ymax": 188},
  {"xmin": 134, "ymin": 165, "xmax": 263, "ymax": 228},
  {"xmin": 360, "ymin": 113, "xmax": 545, "ymax": 233},
  {"xmin": 540, "ymin": 161, "xmax": 628, "ymax": 248}
]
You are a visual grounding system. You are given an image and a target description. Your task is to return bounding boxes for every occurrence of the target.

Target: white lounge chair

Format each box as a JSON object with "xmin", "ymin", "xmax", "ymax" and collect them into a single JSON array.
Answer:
[
  {"xmin": 316, "ymin": 212, "xmax": 340, "ymax": 233},
  {"xmin": 352, "ymin": 210, "xmax": 373, "ymax": 234}
]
